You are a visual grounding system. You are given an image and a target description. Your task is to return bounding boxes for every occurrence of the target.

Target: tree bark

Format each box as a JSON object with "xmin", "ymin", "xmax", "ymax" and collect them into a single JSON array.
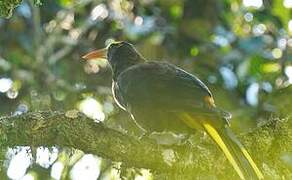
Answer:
[{"xmin": 0, "ymin": 111, "xmax": 291, "ymax": 179}]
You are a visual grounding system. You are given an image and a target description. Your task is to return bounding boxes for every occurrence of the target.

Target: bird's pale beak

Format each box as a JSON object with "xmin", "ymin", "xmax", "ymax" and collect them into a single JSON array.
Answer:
[{"xmin": 82, "ymin": 48, "xmax": 107, "ymax": 60}]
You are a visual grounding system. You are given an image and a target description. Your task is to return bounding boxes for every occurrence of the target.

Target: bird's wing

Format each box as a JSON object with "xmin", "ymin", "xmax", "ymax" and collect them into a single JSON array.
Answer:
[{"xmin": 116, "ymin": 62, "xmax": 218, "ymax": 115}]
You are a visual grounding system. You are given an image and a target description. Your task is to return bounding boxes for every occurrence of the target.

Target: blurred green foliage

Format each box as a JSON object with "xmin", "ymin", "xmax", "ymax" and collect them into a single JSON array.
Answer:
[{"xmin": 0, "ymin": 0, "xmax": 291, "ymax": 179}]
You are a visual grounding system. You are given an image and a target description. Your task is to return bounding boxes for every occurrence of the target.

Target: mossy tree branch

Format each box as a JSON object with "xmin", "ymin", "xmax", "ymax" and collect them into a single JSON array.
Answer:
[
  {"xmin": 0, "ymin": 0, "xmax": 41, "ymax": 18},
  {"xmin": 0, "ymin": 111, "xmax": 291, "ymax": 179}
]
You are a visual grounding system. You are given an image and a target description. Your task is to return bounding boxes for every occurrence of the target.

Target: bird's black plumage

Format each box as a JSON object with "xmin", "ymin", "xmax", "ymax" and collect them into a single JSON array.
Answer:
[
  {"xmin": 88, "ymin": 41, "xmax": 264, "ymax": 179},
  {"xmin": 113, "ymin": 61, "xmax": 222, "ymax": 133},
  {"xmin": 106, "ymin": 42, "xmax": 225, "ymax": 133}
]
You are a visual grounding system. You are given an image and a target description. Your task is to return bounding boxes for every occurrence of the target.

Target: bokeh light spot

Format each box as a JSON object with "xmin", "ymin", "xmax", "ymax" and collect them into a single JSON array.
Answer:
[
  {"xmin": 70, "ymin": 155, "xmax": 101, "ymax": 180},
  {"xmin": 60, "ymin": 12, "xmax": 74, "ymax": 30},
  {"xmin": 13, "ymin": 103, "xmax": 29, "ymax": 116},
  {"xmin": 20, "ymin": 173, "xmax": 35, "ymax": 180},
  {"xmin": 36, "ymin": 147, "xmax": 58, "ymax": 168},
  {"xmin": 285, "ymin": 66, "xmax": 292, "ymax": 84},
  {"xmin": 219, "ymin": 67, "xmax": 238, "ymax": 89},
  {"xmin": 243, "ymin": 0, "xmax": 263, "ymax": 9},
  {"xmin": 261, "ymin": 63, "xmax": 281, "ymax": 73},
  {"xmin": 283, "ymin": 0, "xmax": 292, "ymax": 8},
  {"xmin": 288, "ymin": 39, "xmax": 292, "ymax": 47},
  {"xmin": 134, "ymin": 16, "xmax": 144, "ymax": 26},
  {"xmin": 212, "ymin": 35, "xmax": 229, "ymax": 47},
  {"xmin": 190, "ymin": 46, "xmax": 199, "ymax": 56},
  {"xmin": 271, "ymin": 48, "xmax": 283, "ymax": 59},
  {"xmin": 246, "ymin": 82, "xmax": 259, "ymax": 106},
  {"xmin": 0, "ymin": 78, "xmax": 13, "ymax": 93},
  {"xmin": 244, "ymin": 12, "xmax": 253, "ymax": 22},
  {"xmin": 79, "ymin": 98, "xmax": 105, "ymax": 122},
  {"xmin": 51, "ymin": 162, "xmax": 64, "ymax": 180},
  {"xmin": 289, "ymin": 20, "xmax": 292, "ymax": 33},
  {"xmin": 6, "ymin": 88, "xmax": 19, "ymax": 99},
  {"xmin": 278, "ymin": 38, "xmax": 287, "ymax": 50},
  {"xmin": 170, "ymin": 5, "xmax": 183, "ymax": 18},
  {"xmin": 7, "ymin": 147, "xmax": 32, "ymax": 180},
  {"xmin": 253, "ymin": 24, "xmax": 266, "ymax": 36},
  {"xmin": 90, "ymin": 4, "xmax": 108, "ymax": 21}
]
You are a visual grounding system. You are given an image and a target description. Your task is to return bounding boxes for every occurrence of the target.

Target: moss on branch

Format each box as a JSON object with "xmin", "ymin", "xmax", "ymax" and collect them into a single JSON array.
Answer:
[
  {"xmin": 0, "ymin": 111, "xmax": 291, "ymax": 179},
  {"xmin": 0, "ymin": 0, "xmax": 42, "ymax": 18}
]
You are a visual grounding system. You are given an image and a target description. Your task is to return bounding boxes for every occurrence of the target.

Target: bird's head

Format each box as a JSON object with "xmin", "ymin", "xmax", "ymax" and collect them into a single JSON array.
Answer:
[
  {"xmin": 107, "ymin": 41, "xmax": 144, "ymax": 65},
  {"xmin": 82, "ymin": 41, "xmax": 145, "ymax": 76}
]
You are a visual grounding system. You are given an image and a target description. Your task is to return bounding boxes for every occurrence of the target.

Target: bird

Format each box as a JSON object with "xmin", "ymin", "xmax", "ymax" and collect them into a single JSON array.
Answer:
[{"xmin": 82, "ymin": 41, "xmax": 264, "ymax": 179}]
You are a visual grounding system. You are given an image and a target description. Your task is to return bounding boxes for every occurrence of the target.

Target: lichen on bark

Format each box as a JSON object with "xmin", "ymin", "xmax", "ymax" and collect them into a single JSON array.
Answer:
[{"xmin": 0, "ymin": 0, "xmax": 42, "ymax": 18}]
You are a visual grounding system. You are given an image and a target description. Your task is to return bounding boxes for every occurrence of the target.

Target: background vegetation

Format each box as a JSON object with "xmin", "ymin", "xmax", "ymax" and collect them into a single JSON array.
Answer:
[{"xmin": 0, "ymin": 0, "xmax": 291, "ymax": 179}]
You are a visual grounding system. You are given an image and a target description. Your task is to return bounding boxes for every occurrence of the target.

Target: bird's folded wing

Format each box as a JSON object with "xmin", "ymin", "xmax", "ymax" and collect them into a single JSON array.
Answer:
[{"xmin": 117, "ymin": 62, "xmax": 216, "ymax": 113}]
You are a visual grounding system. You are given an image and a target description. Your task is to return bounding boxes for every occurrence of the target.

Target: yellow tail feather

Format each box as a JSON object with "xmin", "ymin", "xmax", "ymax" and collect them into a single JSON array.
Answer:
[
  {"xmin": 202, "ymin": 122, "xmax": 245, "ymax": 179},
  {"xmin": 203, "ymin": 121, "xmax": 264, "ymax": 179},
  {"xmin": 180, "ymin": 113, "xmax": 263, "ymax": 179},
  {"xmin": 224, "ymin": 127, "xmax": 264, "ymax": 179}
]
